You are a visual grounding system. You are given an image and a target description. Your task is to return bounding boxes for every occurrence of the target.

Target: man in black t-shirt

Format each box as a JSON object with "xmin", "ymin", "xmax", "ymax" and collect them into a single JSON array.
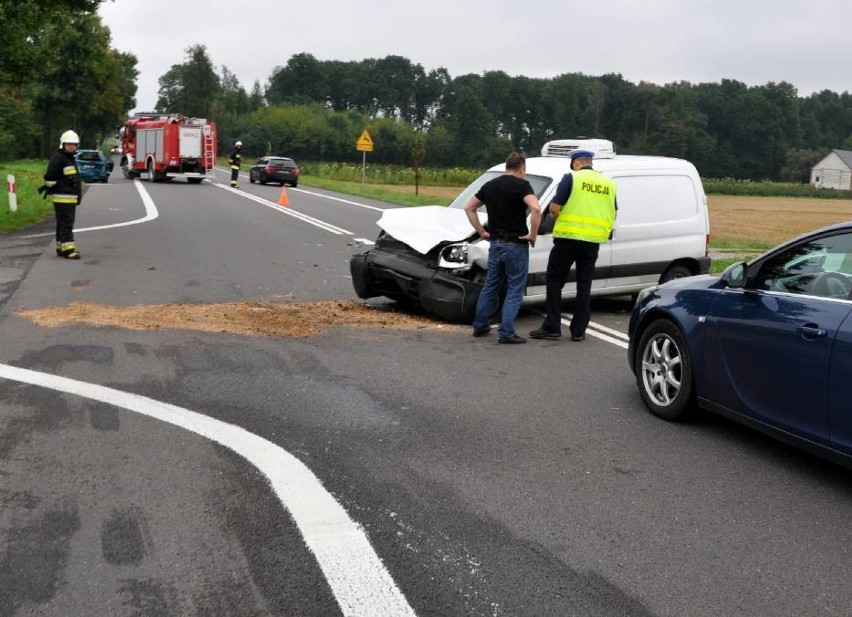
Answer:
[{"xmin": 464, "ymin": 152, "xmax": 542, "ymax": 344}]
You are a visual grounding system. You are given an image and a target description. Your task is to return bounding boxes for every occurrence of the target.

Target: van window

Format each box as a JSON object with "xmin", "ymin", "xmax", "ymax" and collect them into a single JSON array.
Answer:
[
  {"xmin": 448, "ymin": 172, "xmax": 552, "ymax": 211},
  {"xmin": 612, "ymin": 175, "xmax": 698, "ymax": 224}
]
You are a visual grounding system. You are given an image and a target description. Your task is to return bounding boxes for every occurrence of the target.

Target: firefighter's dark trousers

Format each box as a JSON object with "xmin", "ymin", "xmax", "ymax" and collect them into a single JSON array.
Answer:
[
  {"xmin": 54, "ymin": 202, "xmax": 77, "ymax": 244},
  {"xmin": 230, "ymin": 168, "xmax": 239, "ymax": 186}
]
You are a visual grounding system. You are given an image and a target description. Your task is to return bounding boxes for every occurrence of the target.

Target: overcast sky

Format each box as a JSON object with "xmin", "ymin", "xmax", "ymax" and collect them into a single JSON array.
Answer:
[{"xmin": 99, "ymin": 0, "xmax": 852, "ymax": 113}]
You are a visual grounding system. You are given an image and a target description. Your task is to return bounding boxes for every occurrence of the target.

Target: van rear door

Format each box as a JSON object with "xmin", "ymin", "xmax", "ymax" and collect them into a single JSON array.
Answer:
[{"xmin": 605, "ymin": 173, "xmax": 705, "ymax": 290}]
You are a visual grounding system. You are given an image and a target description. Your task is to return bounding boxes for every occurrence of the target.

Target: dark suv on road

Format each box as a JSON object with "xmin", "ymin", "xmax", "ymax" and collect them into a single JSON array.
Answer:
[{"xmin": 249, "ymin": 156, "xmax": 300, "ymax": 187}]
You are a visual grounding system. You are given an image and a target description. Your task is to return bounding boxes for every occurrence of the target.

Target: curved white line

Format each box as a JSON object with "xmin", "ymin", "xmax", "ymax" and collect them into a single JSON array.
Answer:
[
  {"xmin": 0, "ymin": 362, "xmax": 416, "ymax": 617},
  {"xmin": 24, "ymin": 180, "xmax": 159, "ymax": 238}
]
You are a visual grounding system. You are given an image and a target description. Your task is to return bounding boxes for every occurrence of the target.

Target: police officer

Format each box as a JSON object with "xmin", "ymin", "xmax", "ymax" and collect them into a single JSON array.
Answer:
[
  {"xmin": 42, "ymin": 130, "xmax": 83, "ymax": 259},
  {"xmin": 529, "ymin": 149, "xmax": 617, "ymax": 341},
  {"xmin": 228, "ymin": 140, "xmax": 243, "ymax": 187}
]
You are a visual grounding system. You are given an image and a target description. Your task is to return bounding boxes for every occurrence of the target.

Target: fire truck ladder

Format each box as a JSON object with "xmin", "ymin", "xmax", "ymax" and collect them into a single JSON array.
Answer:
[{"xmin": 203, "ymin": 125, "xmax": 215, "ymax": 179}]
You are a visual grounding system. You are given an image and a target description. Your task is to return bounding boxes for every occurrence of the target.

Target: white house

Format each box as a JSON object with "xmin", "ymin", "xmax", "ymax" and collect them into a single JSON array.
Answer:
[{"xmin": 811, "ymin": 149, "xmax": 852, "ymax": 190}]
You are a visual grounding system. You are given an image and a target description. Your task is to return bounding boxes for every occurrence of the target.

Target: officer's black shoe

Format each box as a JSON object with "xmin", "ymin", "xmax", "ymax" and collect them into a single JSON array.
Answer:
[
  {"xmin": 571, "ymin": 334, "xmax": 586, "ymax": 342},
  {"xmin": 529, "ymin": 328, "xmax": 561, "ymax": 340},
  {"xmin": 498, "ymin": 334, "xmax": 526, "ymax": 344}
]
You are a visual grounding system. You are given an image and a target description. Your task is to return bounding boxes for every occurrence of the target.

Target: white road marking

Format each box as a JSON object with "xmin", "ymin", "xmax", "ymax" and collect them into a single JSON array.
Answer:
[
  {"xmin": 289, "ymin": 188, "xmax": 385, "ymax": 212},
  {"xmin": 0, "ymin": 363, "xmax": 416, "ymax": 617},
  {"xmin": 559, "ymin": 313, "xmax": 629, "ymax": 349},
  {"xmin": 214, "ymin": 166, "xmax": 387, "ymax": 212},
  {"xmin": 24, "ymin": 180, "xmax": 159, "ymax": 238},
  {"xmin": 531, "ymin": 309, "xmax": 630, "ymax": 349},
  {"xmin": 212, "ymin": 182, "xmax": 353, "ymax": 235}
]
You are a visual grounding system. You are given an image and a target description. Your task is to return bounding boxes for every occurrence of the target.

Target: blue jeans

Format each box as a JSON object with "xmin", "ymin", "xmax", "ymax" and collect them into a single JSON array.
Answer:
[{"xmin": 473, "ymin": 240, "xmax": 529, "ymax": 339}]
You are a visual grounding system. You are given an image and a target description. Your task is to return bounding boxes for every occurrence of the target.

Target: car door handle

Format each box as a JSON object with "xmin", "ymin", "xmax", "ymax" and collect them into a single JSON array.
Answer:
[{"xmin": 799, "ymin": 324, "xmax": 827, "ymax": 339}]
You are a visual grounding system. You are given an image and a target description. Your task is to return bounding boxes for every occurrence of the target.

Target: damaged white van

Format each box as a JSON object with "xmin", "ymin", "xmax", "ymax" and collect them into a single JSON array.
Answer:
[{"xmin": 350, "ymin": 138, "xmax": 711, "ymax": 323}]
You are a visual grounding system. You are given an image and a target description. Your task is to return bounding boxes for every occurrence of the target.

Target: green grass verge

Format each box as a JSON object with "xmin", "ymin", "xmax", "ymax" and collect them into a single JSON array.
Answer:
[
  {"xmin": 0, "ymin": 160, "xmax": 53, "ymax": 234},
  {"xmin": 710, "ymin": 257, "xmax": 744, "ymax": 274},
  {"xmin": 300, "ymin": 175, "xmax": 447, "ymax": 207}
]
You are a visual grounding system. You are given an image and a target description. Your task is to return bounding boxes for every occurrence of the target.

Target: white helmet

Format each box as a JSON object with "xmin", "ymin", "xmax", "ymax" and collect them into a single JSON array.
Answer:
[
  {"xmin": 235, "ymin": 140, "xmax": 242, "ymax": 147},
  {"xmin": 59, "ymin": 130, "xmax": 80, "ymax": 147}
]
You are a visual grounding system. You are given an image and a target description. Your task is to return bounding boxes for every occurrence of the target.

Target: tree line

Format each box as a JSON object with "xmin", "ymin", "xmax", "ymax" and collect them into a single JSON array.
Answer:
[
  {"xmin": 4, "ymin": 3, "xmax": 852, "ymax": 183},
  {"xmin": 0, "ymin": 0, "xmax": 137, "ymax": 157},
  {"xmin": 162, "ymin": 49, "xmax": 852, "ymax": 182}
]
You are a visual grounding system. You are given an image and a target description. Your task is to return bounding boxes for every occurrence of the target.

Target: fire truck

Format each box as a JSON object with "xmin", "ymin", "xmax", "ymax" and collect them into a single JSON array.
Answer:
[{"xmin": 119, "ymin": 113, "xmax": 217, "ymax": 183}]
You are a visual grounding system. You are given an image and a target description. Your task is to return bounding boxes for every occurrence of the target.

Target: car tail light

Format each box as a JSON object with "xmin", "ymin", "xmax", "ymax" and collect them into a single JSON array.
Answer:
[
  {"xmin": 293, "ymin": 168, "xmax": 300, "ymax": 175},
  {"xmin": 705, "ymin": 234, "xmax": 710, "ymax": 256},
  {"xmin": 264, "ymin": 166, "xmax": 275, "ymax": 172}
]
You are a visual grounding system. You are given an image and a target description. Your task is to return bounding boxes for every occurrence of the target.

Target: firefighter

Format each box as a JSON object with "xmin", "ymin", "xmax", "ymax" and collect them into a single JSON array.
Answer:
[
  {"xmin": 41, "ymin": 130, "xmax": 83, "ymax": 259},
  {"xmin": 229, "ymin": 140, "xmax": 243, "ymax": 187}
]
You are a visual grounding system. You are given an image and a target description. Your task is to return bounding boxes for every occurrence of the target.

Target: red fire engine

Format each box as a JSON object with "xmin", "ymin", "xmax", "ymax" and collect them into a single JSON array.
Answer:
[{"xmin": 119, "ymin": 113, "xmax": 217, "ymax": 183}]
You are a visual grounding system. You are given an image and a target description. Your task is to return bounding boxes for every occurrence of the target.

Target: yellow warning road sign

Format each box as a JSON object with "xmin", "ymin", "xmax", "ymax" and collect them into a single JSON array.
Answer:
[{"xmin": 356, "ymin": 130, "xmax": 374, "ymax": 152}]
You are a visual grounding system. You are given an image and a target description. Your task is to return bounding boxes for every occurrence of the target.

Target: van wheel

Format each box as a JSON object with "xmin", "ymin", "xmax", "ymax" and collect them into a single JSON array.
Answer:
[
  {"xmin": 660, "ymin": 264, "xmax": 692, "ymax": 283},
  {"xmin": 147, "ymin": 160, "xmax": 156, "ymax": 182},
  {"xmin": 635, "ymin": 319, "xmax": 695, "ymax": 420}
]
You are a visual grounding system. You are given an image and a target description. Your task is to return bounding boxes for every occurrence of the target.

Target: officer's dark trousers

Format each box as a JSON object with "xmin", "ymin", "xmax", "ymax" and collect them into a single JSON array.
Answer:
[
  {"xmin": 541, "ymin": 237, "xmax": 600, "ymax": 337},
  {"xmin": 54, "ymin": 202, "xmax": 76, "ymax": 244}
]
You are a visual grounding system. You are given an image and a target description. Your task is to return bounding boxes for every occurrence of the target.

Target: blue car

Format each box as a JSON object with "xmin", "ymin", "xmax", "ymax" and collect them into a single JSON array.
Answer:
[
  {"xmin": 628, "ymin": 222, "xmax": 852, "ymax": 469},
  {"xmin": 75, "ymin": 149, "xmax": 114, "ymax": 183}
]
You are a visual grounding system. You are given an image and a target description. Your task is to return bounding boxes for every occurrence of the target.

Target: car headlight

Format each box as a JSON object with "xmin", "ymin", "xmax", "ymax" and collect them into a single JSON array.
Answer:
[{"xmin": 440, "ymin": 243, "xmax": 468, "ymax": 264}]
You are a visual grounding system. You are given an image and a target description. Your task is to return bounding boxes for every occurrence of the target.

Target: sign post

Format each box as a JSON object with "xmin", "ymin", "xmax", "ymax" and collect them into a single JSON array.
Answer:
[
  {"xmin": 356, "ymin": 130, "xmax": 373, "ymax": 184},
  {"xmin": 6, "ymin": 175, "xmax": 17, "ymax": 212}
]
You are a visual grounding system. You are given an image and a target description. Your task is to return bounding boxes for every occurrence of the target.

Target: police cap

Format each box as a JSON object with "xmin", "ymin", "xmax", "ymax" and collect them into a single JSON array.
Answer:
[{"xmin": 570, "ymin": 149, "xmax": 594, "ymax": 161}]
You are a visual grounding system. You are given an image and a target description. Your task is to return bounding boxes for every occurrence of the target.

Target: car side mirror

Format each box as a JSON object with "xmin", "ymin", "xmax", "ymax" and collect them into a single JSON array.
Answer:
[{"xmin": 721, "ymin": 261, "xmax": 747, "ymax": 288}]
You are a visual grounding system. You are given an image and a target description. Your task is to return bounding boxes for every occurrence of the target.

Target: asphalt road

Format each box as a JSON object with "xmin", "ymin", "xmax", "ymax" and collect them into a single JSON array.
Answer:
[{"xmin": 0, "ymin": 167, "xmax": 850, "ymax": 617}]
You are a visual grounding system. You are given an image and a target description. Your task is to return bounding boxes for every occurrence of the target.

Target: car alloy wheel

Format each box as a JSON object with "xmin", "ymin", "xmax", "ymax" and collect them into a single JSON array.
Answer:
[{"xmin": 636, "ymin": 319, "xmax": 694, "ymax": 420}]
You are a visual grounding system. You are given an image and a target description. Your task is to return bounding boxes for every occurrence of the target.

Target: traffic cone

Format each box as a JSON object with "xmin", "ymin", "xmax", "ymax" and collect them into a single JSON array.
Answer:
[{"xmin": 277, "ymin": 185, "xmax": 289, "ymax": 206}]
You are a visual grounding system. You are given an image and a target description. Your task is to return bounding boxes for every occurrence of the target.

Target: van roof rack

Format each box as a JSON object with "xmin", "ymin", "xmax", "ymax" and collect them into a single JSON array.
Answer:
[{"xmin": 541, "ymin": 138, "xmax": 615, "ymax": 159}]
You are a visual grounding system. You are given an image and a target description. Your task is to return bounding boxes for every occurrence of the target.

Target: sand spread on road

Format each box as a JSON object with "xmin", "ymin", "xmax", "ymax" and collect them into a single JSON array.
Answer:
[{"xmin": 17, "ymin": 300, "xmax": 457, "ymax": 337}]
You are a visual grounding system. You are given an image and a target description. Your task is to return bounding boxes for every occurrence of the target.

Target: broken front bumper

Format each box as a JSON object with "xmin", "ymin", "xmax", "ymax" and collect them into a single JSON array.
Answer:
[{"xmin": 350, "ymin": 250, "xmax": 481, "ymax": 323}]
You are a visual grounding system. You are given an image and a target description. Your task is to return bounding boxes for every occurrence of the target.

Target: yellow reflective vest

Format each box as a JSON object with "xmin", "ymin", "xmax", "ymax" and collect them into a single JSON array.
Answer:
[{"xmin": 553, "ymin": 168, "xmax": 616, "ymax": 243}]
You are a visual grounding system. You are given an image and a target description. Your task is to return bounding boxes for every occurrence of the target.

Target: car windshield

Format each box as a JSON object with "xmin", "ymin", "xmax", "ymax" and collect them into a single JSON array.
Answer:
[{"xmin": 448, "ymin": 172, "xmax": 552, "ymax": 211}]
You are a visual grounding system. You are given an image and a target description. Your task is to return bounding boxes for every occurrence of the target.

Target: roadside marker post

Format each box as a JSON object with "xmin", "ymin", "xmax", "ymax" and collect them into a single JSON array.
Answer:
[{"xmin": 6, "ymin": 175, "xmax": 17, "ymax": 212}]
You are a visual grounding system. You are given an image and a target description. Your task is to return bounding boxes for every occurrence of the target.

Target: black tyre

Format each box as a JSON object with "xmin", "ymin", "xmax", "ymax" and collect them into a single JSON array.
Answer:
[
  {"xmin": 290, "ymin": 181, "xmax": 298, "ymax": 188},
  {"xmin": 102, "ymin": 175, "xmax": 108, "ymax": 183},
  {"xmin": 147, "ymin": 160, "xmax": 156, "ymax": 182},
  {"xmin": 187, "ymin": 178, "xmax": 203, "ymax": 184},
  {"xmin": 258, "ymin": 173, "xmax": 266, "ymax": 185},
  {"xmin": 660, "ymin": 264, "xmax": 692, "ymax": 284},
  {"xmin": 249, "ymin": 171, "xmax": 255, "ymax": 184},
  {"xmin": 635, "ymin": 319, "xmax": 695, "ymax": 420}
]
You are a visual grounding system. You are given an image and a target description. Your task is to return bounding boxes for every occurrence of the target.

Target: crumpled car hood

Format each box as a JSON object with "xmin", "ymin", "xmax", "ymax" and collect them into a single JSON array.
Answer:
[{"xmin": 377, "ymin": 206, "xmax": 486, "ymax": 254}]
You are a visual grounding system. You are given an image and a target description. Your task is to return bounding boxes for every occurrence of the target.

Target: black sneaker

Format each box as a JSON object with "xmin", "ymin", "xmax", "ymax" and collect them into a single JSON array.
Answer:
[
  {"xmin": 571, "ymin": 334, "xmax": 586, "ymax": 342},
  {"xmin": 498, "ymin": 334, "xmax": 526, "ymax": 344},
  {"xmin": 529, "ymin": 328, "xmax": 561, "ymax": 340},
  {"xmin": 472, "ymin": 326, "xmax": 492, "ymax": 338}
]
